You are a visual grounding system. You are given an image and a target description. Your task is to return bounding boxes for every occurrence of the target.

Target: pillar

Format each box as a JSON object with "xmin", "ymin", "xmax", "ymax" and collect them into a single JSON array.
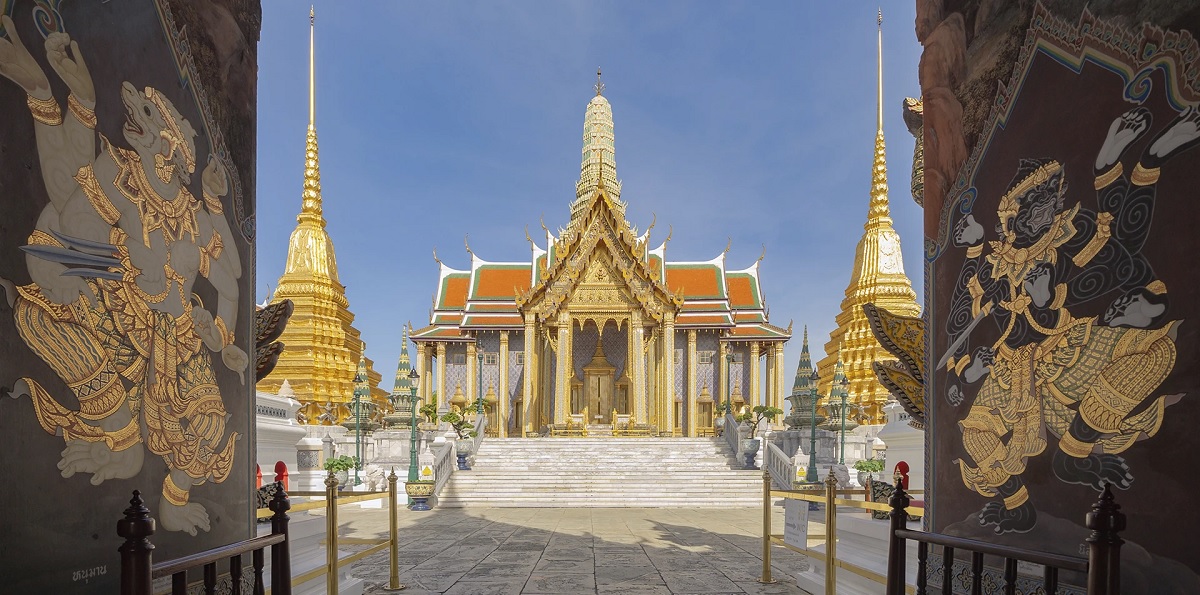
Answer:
[
  {"xmin": 554, "ymin": 312, "xmax": 571, "ymax": 425},
  {"xmin": 467, "ymin": 341, "xmax": 478, "ymax": 413},
  {"xmin": 662, "ymin": 313, "xmax": 675, "ymax": 436},
  {"xmin": 498, "ymin": 330, "xmax": 509, "ymax": 438},
  {"xmin": 765, "ymin": 344, "xmax": 775, "ymax": 411},
  {"xmin": 415, "ymin": 343, "xmax": 428, "ymax": 404},
  {"xmin": 436, "ymin": 342, "xmax": 447, "ymax": 410},
  {"xmin": 749, "ymin": 342, "xmax": 761, "ymax": 409},
  {"xmin": 774, "ymin": 343, "xmax": 786, "ymax": 411},
  {"xmin": 718, "ymin": 339, "xmax": 728, "ymax": 412},
  {"xmin": 523, "ymin": 314, "xmax": 536, "ymax": 436},
  {"xmin": 686, "ymin": 329, "xmax": 698, "ymax": 437},
  {"xmin": 631, "ymin": 310, "xmax": 646, "ymax": 422}
]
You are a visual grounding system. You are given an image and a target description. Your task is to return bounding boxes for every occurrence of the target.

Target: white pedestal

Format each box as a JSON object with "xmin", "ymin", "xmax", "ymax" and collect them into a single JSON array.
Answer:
[
  {"xmin": 877, "ymin": 402, "xmax": 926, "ymax": 491},
  {"xmin": 795, "ymin": 513, "xmax": 921, "ymax": 594},
  {"xmin": 255, "ymin": 389, "xmax": 306, "ymax": 478}
]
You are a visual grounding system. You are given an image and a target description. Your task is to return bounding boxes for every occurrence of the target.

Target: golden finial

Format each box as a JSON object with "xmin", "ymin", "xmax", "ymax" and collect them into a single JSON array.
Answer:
[
  {"xmin": 464, "ymin": 234, "xmax": 473, "ymax": 257},
  {"xmin": 757, "ymin": 244, "xmax": 767, "ymax": 264},
  {"xmin": 432, "ymin": 247, "xmax": 442, "ymax": 266},
  {"xmin": 646, "ymin": 213, "xmax": 657, "ymax": 235},
  {"xmin": 664, "ymin": 225, "xmax": 673, "ymax": 243},
  {"xmin": 540, "ymin": 215, "xmax": 549, "ymax": 234},
  {"xmin": 595, "ymin": 67, "xmax": 605, "ymax": 96},
  {"xmin": 876, "ymin": 8, "xmax": 884, "ymax": 133},
  {"xmin": 723, "ymin": 237, "xmax": 732, "ymax": 255},
  {"xmin": 309, "ymin": 6, "xmax": 316, "ymax": 127}
]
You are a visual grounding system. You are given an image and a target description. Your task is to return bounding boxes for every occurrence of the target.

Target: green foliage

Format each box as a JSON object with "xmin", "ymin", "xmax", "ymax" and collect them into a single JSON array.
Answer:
[
  {"xmin": 736, "ymin": 405, "xmax": 784, "ymax": 439},
  {"xmin": 440, "ymin": 410, "xmax": 478, "ymax": 440},
  {"xmin": 715, "ymin": 402, "xmax": 733, "ymax": 415},
  {"xmin": 418, "ymin": 403, "xmax": 439, "ymax": 424},
  {"xmin": 323, "ymin": 455, "xmax": 360, "ymax": 473},
  {"xmin": 854, "ymin": 458, "xmax": 884, "ymax": 473}
]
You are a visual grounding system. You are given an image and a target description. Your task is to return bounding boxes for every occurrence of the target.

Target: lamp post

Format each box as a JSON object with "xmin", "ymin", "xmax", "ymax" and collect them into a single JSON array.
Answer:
[
  {"xmin": 838, "ymin": 376, "xmax": 849, "ymax": 465},
  {"xmin": 725, "ymin": 352, "xmax": 735, "ymax": 415},
  {"xmin": 352, "ymin": 368, "xmax": 367, "ymax": 486},
  {"xmin": 806, "ymin": 370, "xmax": 820, "ymax": 483},
  {"xmin": 406, "ymin": 368, "xmax": 421, "ymax": 483}
]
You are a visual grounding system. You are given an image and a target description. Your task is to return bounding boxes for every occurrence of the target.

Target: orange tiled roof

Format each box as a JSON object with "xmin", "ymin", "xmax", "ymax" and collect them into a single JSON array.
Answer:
[
  {"xmin": 440, "ymin": 275, "xmax": 470, "ymax": 309},
  {"xmin": 472, "ymin": 265, "xmax": 531, "ymax": 300},
  {"xmin": 676, "ymin": 314, "xmax": 733, "ymax": 325},
  {"xmin": 729, "ymin": 324, "xmax": 788, "ymax": 339},
  {"xmin": 463, "ymin": 314, "xmax": 523, "ymax": 327},
  {"xmin": 665, "ymin": 265, "xmax": 723, "ymax": 299},
  {"xmin": 465, "ymin": 302, "xmax": 519, "ymax": 313},
  {"xmin": 726, "ymin": 274, "xmax": 760, "ymax": 308},
  {"xmin": 411, "ymin": 326, "xmax": 466, "ymax": 340}
]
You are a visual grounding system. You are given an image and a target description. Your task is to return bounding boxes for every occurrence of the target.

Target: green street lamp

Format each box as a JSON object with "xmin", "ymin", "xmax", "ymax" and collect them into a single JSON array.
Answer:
[
  {"xmin": 806, "ymin": 369, "xmax": 820, "ymax": 483},
  {"xmin": 838, "ymin": 376, "xmax": 849, "ymax": 465},
  {"xmin": 725, "ymin": 352, "xmax": 735, "ymax": 414},
  {"xmin": 406, "ymin": 367, "xmax": 421, "ymax": 484},
  {"xmin": 352, "ymin": 367, "xmax": 368, "ymax": 486}
]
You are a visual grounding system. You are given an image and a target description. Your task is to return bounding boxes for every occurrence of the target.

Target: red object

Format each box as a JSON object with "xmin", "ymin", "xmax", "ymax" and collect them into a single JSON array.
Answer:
[
  {"xmin": 256, "ymin": 464, "xmax": 263, "ymax": 489},
  {"xmin": 274, "ymin": 461, "xmax": 289, "ymax": 491},
  {"xmin": 892, "ymin": 461, "xmax": 910, "ymax": 490}
]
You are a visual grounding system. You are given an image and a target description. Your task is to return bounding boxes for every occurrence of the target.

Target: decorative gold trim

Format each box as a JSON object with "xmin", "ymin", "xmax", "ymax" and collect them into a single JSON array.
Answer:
[
  {"xmin": 1051, "ymin": 283, "xmax": 1068, "ymax": 310},
  {"xmin": 108, "ymin": 417, "xmax": 143, "ymax": 451},
  {"xmin": 1003, "ymin": 485, "xmax": 1029, "ymax": 509},
  {"xmin": 214, "ymin": 315, "xmax": 234, "ymax": 347},
  {"xmin": 67, "ymin": 94, "xmax": 97, "ymax": 129},
  {"xmin": 75, "ymin": 165, "xmax": 122, "ymax": 225},
  {"xmin": 1147, "ymin": 280, "xmax": 1167, "ymax": 295},
  {"xmin": 965, "ymin": 244, "xmax": 983, "ymax": 258},
  {"xmin": 1072, "ymin": 212, "xmax": 1112, "ymax": 268},
  {"xmin": 27, "ymin": 93, "xmax": 62, "ymax": 126},
  {"xmin": 202, "ymin": 190, "xmax": 224, "ymax": 214},
  {"xmin": 1093, "ymin": 163, "xmax": 1122, "ymax": 189},
  {"xmin": 1059, "ymin": 432, "xmax": 1093, "ymax": 458},
  {"xmin": 162, "ymin": 476, "xmax": 190, "ymax": 506},
  {"xmin": 1131, "ymin": 162, "xmax": 1160, "ymax": 186}
]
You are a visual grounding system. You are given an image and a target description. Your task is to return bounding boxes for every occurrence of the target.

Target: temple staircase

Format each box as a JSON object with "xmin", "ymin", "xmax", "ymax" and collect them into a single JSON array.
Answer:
[{"xmin": 437, "ymin": 437, "xmax": 763, "ymax": 508}]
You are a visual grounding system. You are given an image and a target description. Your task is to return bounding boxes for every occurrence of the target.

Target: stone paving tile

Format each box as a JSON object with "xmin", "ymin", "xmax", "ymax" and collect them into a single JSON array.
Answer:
[
  {"xmin": 523, "ymin": 572, "xmax": 596, "ymax": 593},
  {"xmin": 594, "ymin": 564, "xmax": 660, "ymax": 585},
  {"xmin": 457, "ymin": 563, "xmax": 539, "ymax": 581},
  {"xmin": 660, "ymin": 569, "xmax": 744, "ymax": 593},
  {"xmin": 533, "ymin": 556, "xmax": 593, "ymax": 573},
  {"xmin": 443, "ymin": 581, "xmax": 526, "ymax": 595}
]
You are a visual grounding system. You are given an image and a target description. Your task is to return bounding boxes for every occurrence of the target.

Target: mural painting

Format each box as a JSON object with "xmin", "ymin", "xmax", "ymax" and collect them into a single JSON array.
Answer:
[
  {"xmin": 928, "ymin": 4, "xmax": 1200, "ymax": 592},
  {"xmin": 0, "ymin": 1, "xmax": 256, "ymax": 592}
]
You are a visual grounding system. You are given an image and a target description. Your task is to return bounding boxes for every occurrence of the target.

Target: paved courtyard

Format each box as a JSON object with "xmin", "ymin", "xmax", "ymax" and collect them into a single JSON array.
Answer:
[{"xmin": 332, "ymin": 506, "xmax": 817, "ymax": 594}]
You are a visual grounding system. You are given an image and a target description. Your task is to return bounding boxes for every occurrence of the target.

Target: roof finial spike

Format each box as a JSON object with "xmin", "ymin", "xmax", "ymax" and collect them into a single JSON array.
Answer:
[
  {"xmin": 309, "ymin": 6, "xmax": 316, "ymax": 127},
  {"xmin": 464, "ymin": 234, "xmax": 473, "ymax": 257},
  {"xmin": 432, "ymin": 247, "xmax": 442, "ymax": 266},
  {"xmin": 876, "ymin": 8, "xmax": 884, "ymax": 133},
  {"xmin": 595, "ymin": 67, "xmax": 604, "ymax": 96},
  {"xmin": 723, "ymin": 237, "xmax": 732, "ymax": 255}
]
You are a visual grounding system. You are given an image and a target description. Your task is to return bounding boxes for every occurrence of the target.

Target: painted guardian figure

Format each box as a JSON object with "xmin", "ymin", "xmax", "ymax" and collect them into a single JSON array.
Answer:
[
  {"xmin": 944, "ymin": 104, "xmax": 1199, "ymax": 533},
  {"xmin": 0, "ymin": 14, "xmax": 245, "ymax": 535}
]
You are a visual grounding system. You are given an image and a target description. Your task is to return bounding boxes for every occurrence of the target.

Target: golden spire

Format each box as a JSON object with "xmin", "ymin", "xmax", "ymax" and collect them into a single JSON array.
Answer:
[
  {"xmin": 299, "ymin": 6, "xmax": 323, "ymax": 224},
  {"xmin": 572, "ymin": 69, "xmax": 623, "ymax": 220},
  {"xmin": 816, "ymin": 11, "xmax": 919, "ymax": 424}
]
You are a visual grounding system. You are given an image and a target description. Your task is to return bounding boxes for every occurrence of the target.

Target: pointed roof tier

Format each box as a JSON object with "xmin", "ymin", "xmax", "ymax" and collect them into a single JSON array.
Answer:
[
  {"xmin": 412, "ymin": 78, "xmax": 788, "ymax": 343},
  {"xmin": 391, "ymin": 327, "xmax": 413, "ymax": 396},
  {"xmin": 258, "ymin": 8, "xmax": 383, "ymax": 415},
  {"xmin": 816, "ymin": 13, "xmax": 920, "ymax": 423},
  {"xmin": 790, "ymin": 326, "xmax": 814, "ymax": 397}
]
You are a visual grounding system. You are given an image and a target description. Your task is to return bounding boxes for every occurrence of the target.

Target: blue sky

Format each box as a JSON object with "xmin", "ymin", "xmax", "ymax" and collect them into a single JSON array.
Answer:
[{"xmin": 255, "ymin": 1, "xmax": 925, "ymax": 392}]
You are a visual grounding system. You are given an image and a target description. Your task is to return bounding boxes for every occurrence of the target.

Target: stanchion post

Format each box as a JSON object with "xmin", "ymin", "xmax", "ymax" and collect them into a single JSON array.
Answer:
[
  {"xmin": 325, "ymin": 472, "xmax": 339, "ymax": 595},
  {"xmin": 824, "ymin": 470, "xmax": 838, "ymax": 595},
  {"xmin": 885, "ymin": 477, "xmax": 911, "ymax": 595},
  {"xmin": 1086, "ymin": 483, "xmax": 1125, "ymax": 595},
  {"xmin": 384, "ymin": 468, "xmax": 406, "ymax": 591},
  {"xmin": 758, "ymin": 469, "xmax": 777, "ymax": 584}
]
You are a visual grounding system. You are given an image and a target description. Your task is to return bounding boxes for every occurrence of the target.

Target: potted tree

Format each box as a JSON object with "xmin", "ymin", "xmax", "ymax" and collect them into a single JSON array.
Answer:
[
  {"xmin": 440, "ymin": 410, "xmax": 478, "ymax": 470},
  {"xmin": 853, "ymin": 458, "xmax": 884, "ymax": 487},
  {"xmin": 714, "ymin": 401, "xmax": 733, "ymax": 435},
  {"xmin": 323, "ymin": 455, "xmax": 359, "ymax": 488},
  {"xmin": 735, "ymin": 405, "xmax": 783, "ymax": 469},
  {"xmin": 418, "ymin": 403, "xmax": 440, "ymax": 431}
]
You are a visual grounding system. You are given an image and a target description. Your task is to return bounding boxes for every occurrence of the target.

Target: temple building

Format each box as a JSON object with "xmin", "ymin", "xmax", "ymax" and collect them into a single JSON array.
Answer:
[
  {"xmin": 256, "ymin": 10, "xmax": 386, "ymax": 421},
  {"xmin": 410, "ymin": 72, "xmax": 791, "ymax": 438},
  {"xmin": 816, "ymin": 15, "xmax": 920, "ymax": 424}
]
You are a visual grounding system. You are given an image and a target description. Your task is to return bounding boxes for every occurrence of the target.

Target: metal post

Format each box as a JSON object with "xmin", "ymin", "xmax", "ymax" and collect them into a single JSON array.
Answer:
[
  {"xmin": 476, "ymin": 350, "xmax": 485, "ymax": 415},
  {"xmin": 325, "ymin": 472, "xmax": 340, "ymax": 595},
  {"xmin": 1086, "ymin": 483, "xmax": 1125, "ymax": 595},
  {"xmin": 758, "ymin": 469, "xmax": 777, "ymax": 584},
  {"xmin": 383, "ymin": 469, "xmax": 406, "ymax": 591},
  {"xmin": 885, "ymin": 478, "xmax": 911, "ymax": 595},
  {"xmin": 806, "ymin": 385, "xmax": 819, "ymax": 483},
  {"xmin": 839, "ymin": 392, "xmax": 847, "ymax": 465},
  {"xmin": 269, "ymin": 483, "xmax": 292, "ymax": 594},
  {"xmin": 354, "ymin": 392, "xmax": 362, "ymax": 486},
  {"xmin": 824, "ymin": 470, "xmax": 838, "ymax": 595},
  {"xmin": 117, "ymin": 491, "xmax": 155, "ymax": 595}
]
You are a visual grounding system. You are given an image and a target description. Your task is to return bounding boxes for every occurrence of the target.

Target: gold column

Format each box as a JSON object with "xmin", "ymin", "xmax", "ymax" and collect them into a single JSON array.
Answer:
[
  {"xmin": 498, "ymin": 330, "xmax": 509, "ymax": 438},
  {"xmin": 662, "ymin": 313, "xmax": 675, "ymax": 436},
  {"xmin": 554, "ymin": 312, "xmax": 571, "ymax": 425},
  {"xmin": 631, "ymin": 310, "xmax": 646, "ymax": 422},
  {"xmin": 436, "ymin": 342, "xmax": 447, "ymax": 410},
  {"xmin": 686, "ymin": 329, "xmax": 698, "ymax": 437},
  {"xmin": 766, "ymin": 344, "xmax": 775, "ymax": 411},
  {"xmin": 749, "ymin": 342, "xmax": 761, "ymax": 409},
  {"xmin": 467, "ymin": 341, "xmax": 478, "ymax": 413},
  {"xmin": 774, "ymin": 343, "xmax": 786, "ymax": 410},
  {"xmin": 415, "ymin": 343, "xmax": 428, "ymax": 404},
  {"xmin": 718, "ymin": 339, "xmax": 728, "ymax": 410},
  {"xmin": 523, "ymin": 314, "xmax": 536, "ymax": 436}
]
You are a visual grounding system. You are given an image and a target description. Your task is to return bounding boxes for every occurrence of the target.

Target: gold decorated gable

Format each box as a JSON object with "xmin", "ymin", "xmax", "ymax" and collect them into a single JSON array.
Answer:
[
  {"xmin": 863, "ymin": 302, "xmax": 926, "ymax": 425},
  {"xmin": 518, "ymin": 187, "xmax": 679, "ymax": 323}
]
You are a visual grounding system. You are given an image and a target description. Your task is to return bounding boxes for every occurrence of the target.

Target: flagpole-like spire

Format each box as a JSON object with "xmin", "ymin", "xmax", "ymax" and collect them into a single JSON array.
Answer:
[
  {"xmin": 299, "ymin": 5, "xmax": 324, "ymax": 222},
  {"xmin": 309, "ymin": 6, "xmax": 315, "ymax": 127},
  {"xmin": 877, "ymin": 8, "xmax": 883, "ymax": 132}
]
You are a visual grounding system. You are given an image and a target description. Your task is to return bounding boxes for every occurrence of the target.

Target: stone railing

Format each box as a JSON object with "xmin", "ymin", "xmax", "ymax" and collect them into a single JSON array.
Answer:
[
  {"xmin": 432, "ymin": 441, "xmax": 455, "ymax": 498},
  {"xmin": 765, "ymin": 441, "xmax": 794, "ymax": 490},
  {"xmin": 471, "ymin": 413, "xmax": 487, "ymax": 459},
  {"xmin": 723, "ymin": 412, "xmax": 740, "ymax": 456}
]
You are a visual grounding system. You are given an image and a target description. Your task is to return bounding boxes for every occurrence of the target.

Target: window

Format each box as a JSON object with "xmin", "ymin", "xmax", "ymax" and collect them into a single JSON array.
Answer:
[
  {"xmin": 730, "ymin": 353, "xmax": 743, "ymax": 364},
  {"xmin": 699, "ymin": 351, "xmax": 715, "ymax": 365},
  {"xmin": 674, "ymin": 349, "xmax": 683, "ymax": 366},
  {"xmin": 484, "ymin": 353, "xmax": 499, "ymax": 366},
  {"xmin": 450, "ymin": 353, "xmax": 466, "ymax": 365},
  {"xmin": 514, "ymin": 353, "xmax": 525, "ymax": 366}
]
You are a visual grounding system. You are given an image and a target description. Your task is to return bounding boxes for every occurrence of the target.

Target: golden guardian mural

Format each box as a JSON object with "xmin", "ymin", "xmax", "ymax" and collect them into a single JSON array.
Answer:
[
  {"xmin": 0, "ymin": 1, "xmax": 256, "ymax": 592},
  {"xmin": 928, "ymin": 4, "xmax": 1200, "ymax": 590}
]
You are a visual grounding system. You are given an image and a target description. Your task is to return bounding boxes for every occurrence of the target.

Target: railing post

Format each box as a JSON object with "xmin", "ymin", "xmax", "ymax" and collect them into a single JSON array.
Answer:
[
  {"xmin": 325, "ymin": 472, "xmax": 340, "ymax": 595},
  {"xmin": 384, "ymin": 468, "xmax": 406, "ymax": 591},
  {"xmin": 1086, "ymin": 483, "xmax": 1125, "ymax": 595},
  {"xmin": 269, "ymin": 482, "xmax": 292, "ymax": 595},
  {"xmin": 824, "ymin": 470, "xmax": 837, "ymax": 595},
  {"xmin": 885, "ymin": 478, "xmax": 911, "ymax": 595},
  {"xmin": 759, "ymin": 469, "xmax": 777, "ymax": 584},
  {"xmin": 117, "ymin": 490, "xmax": 155, "ymax": 595}
]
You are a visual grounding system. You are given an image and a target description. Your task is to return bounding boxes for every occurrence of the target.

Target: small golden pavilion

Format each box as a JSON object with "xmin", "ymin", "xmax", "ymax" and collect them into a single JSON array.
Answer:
[{"xmin": 411, "ymin": 74, "xmax": 791, "ymax": 438}]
